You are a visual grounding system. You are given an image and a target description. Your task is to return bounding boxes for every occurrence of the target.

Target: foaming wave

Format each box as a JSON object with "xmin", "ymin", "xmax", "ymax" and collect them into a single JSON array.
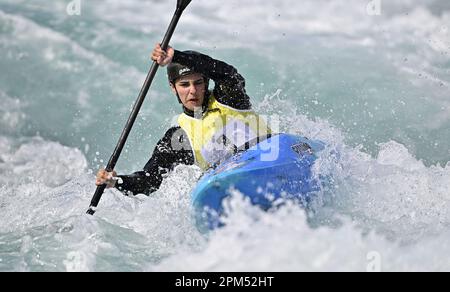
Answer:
[
  {"xmin": 150, "ymin": 193, "xmax": 450, "ymax": 271},
  {"xmin": 0, "ymin": 135, "xmax": 156, "ymax": 232},
  {"xmin": 258, "ymin": 93, "xmax": 450, "ymax": 242},
  {"xmin": 0, "ymin": 136, "xmax": 159, "ymax": 271},
  {"xmin": 116, "ymin": 165, "xmax": 207, "ymax": 256},
  {"xmin": 313, "ymin": 139, "xmax": 450, "ymax": 243},
  {"xmin": 0, "ymin": 136, "xmax": 89, "ymax": 231}
]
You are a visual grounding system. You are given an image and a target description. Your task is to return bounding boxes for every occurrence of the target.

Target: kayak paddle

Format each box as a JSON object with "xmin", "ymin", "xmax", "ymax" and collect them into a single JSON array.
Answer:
[{"xmin": 86, "ymin": 0, "xmax": 193, "ymax": 215}]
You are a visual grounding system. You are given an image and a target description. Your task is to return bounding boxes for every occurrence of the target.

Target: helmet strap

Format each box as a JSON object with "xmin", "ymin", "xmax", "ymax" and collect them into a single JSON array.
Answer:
[{"xmin": 171, "ymin": 81, "xmax": 183, "ymax": 104}]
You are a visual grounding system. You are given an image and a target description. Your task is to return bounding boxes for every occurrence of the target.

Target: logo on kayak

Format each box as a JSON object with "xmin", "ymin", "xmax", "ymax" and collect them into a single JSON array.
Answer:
[{"xmin": 291, "ymin": 143, "xmax": 313, "ymax": 156}]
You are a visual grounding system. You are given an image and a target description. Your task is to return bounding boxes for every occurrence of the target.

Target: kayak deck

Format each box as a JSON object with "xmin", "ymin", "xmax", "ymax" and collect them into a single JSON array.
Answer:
[{"xmin": 191, "ymin": 134, "xmax": 325, "ymax": 230}]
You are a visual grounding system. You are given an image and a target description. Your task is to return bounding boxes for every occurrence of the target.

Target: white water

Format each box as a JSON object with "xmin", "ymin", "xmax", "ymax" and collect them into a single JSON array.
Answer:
[{"xmin": 0, "ymin": 0, "xmax": 449, "ymax": 271}]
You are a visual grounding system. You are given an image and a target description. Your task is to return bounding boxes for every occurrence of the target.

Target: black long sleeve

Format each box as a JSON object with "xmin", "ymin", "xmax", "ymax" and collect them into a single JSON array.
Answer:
[
  {"xmin": 115, "ymin": 127, "xmax": 194, "ymax": 196},
  {"xmin": 173, "ymin": 50, "xmax": 252, "ymax": 110}
]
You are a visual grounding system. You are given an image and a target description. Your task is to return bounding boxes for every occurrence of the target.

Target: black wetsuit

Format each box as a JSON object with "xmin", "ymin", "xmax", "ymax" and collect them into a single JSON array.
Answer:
[{"xmin": 115, "ymin": 50, "xmax": 252, "ymax": 196}]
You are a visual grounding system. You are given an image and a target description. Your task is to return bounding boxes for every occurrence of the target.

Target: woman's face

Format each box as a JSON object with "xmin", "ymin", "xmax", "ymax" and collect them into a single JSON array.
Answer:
[{"xmin": 171, "ymin": 73, "xmax": 206, "ymax": 111}]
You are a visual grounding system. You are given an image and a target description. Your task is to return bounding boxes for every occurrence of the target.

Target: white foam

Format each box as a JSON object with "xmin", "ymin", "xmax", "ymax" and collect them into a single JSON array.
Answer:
[
  {"xmin": 311, "ymin": 137, "xmax": 450, "ymax": 245},
  {"xmin": 151, "ymin": 194, "xmax": 450, "ymax": 271},
  {"xmin": 0, "ymin": 136, "xmax": 88, "ymax": 231}
]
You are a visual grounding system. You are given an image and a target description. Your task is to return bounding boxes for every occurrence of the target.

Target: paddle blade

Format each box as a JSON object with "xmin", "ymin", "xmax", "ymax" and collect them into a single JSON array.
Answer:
[{"xmin": 177, "ymin": 0, "xmax": 192, "ymax": 11}]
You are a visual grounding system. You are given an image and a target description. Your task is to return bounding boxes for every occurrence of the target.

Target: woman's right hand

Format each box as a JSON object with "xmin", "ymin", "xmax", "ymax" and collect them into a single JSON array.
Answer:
[
  {"xmin": 151, "ymin": 43, "xmax": 174, "ymax": 66},
  {"xmin": 96, "ymin": 169, "xmax": 118, "ymax": 188}
]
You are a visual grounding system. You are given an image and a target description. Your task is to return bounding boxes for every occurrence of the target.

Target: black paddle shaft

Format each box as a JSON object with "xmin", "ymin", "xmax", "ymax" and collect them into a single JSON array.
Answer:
[{"xmin": 87, "ymin": 0, "xmax": 192, "ymax": 215}]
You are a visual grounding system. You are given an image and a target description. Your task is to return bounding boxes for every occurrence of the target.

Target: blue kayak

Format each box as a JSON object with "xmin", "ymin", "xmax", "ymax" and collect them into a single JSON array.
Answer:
[{"xmin": 191, "ymin": 133, "xmax": 325, "ymax": 230}]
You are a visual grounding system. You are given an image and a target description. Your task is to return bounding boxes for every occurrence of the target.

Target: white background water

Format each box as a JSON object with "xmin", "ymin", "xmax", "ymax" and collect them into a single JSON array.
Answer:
[{"xmin": 0, "ymin": 0, "xmax": 449, "ymax": 271}]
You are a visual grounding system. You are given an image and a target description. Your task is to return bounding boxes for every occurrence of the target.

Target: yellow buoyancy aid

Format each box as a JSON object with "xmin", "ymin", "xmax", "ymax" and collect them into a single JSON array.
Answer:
[{"xmin": 178, "ymin": 95, "xmax": 272, "ymax": 170}]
